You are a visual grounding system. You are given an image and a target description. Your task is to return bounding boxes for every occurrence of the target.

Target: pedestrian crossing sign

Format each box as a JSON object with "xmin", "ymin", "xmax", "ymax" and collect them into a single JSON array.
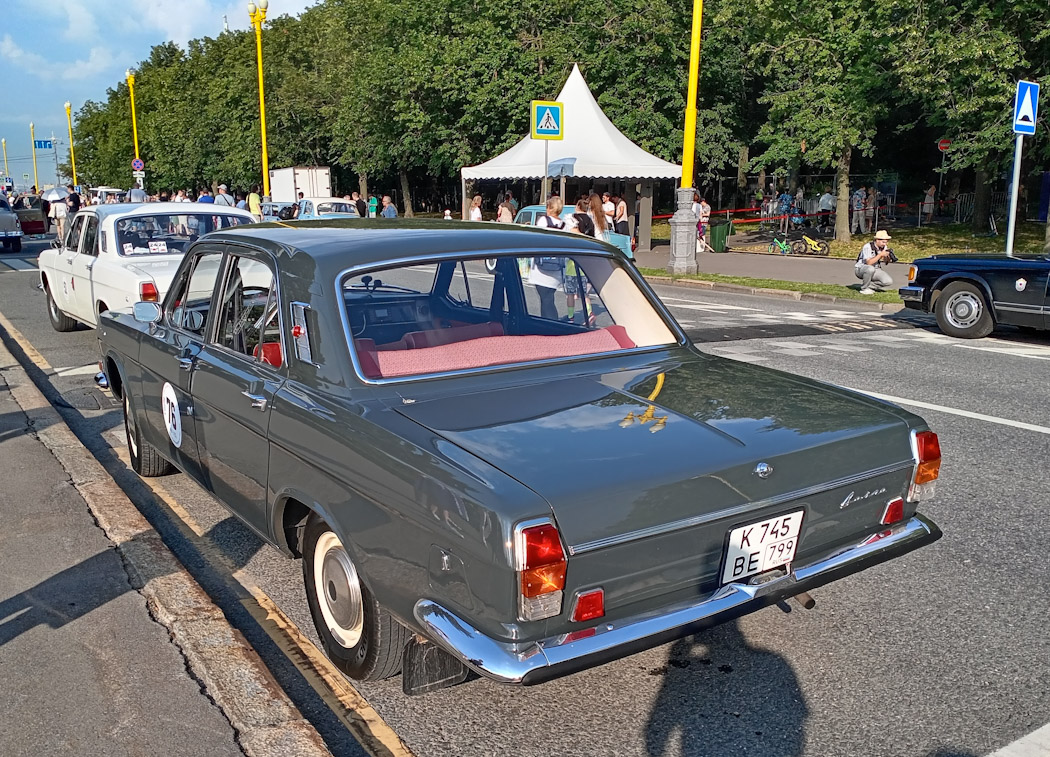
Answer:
[
  {"xmin": 531, "ymin": 100, "xmax": 564, "ymax": 140},
  {"xmin": 1013, "ymin": 80, "xmax": 1039, "ymax": 135}
]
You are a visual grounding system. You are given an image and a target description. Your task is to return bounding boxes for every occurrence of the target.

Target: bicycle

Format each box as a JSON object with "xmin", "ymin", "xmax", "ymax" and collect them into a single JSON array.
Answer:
[
  {"xmin": 768, "ymin": 235, "xmax": 791, "ymax": 254},
  {"xmin": 790, "ymin": 234, "xmax": 831, "ymax": 256}
]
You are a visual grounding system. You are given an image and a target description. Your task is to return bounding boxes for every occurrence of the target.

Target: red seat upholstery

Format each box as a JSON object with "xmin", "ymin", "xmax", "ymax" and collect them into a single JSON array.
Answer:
[
  {"xmin": 357, "ymin": 326, "xmax": 635, "ymax": 379},
  {"xmin": 254, "ymin": 342, "xmax": 283, "ymax": 368}
]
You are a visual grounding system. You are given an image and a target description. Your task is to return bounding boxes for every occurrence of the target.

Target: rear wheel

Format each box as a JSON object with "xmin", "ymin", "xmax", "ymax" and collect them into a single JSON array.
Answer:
[
  {"xmin": 302, "ymin": 517, "xmax": 407, "ymax": 681},
  {"xmin": 123, "ymin": 391, "xmax": 174, "ymax": 476},
  {"xmin": 815, "ymin": 240, "xmax": 831, "ymax": 256},
  {"xmin": 935, "ymin": 281, "xmax": 994, "ymax": 339},
  {"xmin": 11, "ymin": 238, "xmax": 21, "ymax": 253},
  {"xmin": 1, "ymin": 240, "xmax": 9, "ymax": 252},
  {"xmin": 46, "ymin": 285, "xmax": 77, "ymax": 332}
]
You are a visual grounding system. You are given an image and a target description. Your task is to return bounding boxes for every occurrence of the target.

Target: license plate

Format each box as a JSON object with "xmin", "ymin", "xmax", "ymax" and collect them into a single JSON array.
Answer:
[{"xmin": 721, "ymin": 510, "xmax": 804, "ymax": 584}]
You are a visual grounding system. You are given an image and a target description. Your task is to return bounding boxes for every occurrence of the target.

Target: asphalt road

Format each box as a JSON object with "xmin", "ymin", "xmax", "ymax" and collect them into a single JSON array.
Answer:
[{"xmin": 2, "ymin": 237, "xmax": 1048, "ymax": 757}]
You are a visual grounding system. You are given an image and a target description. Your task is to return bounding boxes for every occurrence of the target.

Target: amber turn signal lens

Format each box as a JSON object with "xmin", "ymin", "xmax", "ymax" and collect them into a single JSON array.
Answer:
[{"xmin": 521, "ymin": 563, "xmax": 566, "ymax": 598}]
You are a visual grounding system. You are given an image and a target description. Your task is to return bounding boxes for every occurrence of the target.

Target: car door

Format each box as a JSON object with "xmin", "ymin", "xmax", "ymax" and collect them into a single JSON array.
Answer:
[
  {"xmin": 299, "ymin": 200, "xmax": 314, "ymax": 219},
  {"xmin": 137, "ymin": 246, "xmax": 227, "ymax": 483},
  {"xmin": 190, "ymin": 250, "xmax": 284, "ymax": 536},
  {"xmin": 54, "ymin": 214, "xmax": 85, "ymax": 315},
  {"xmin": 70, "ymin": 213, "xmax": 100, "ymax": 322}
]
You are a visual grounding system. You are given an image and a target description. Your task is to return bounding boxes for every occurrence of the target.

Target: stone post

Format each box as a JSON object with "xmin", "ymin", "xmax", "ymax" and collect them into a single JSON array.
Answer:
[{"xmin": 667, "ymin": 186, "xmax": 698, "ymax": 275}]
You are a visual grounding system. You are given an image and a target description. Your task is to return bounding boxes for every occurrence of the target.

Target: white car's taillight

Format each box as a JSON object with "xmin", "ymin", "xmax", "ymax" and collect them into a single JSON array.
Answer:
[
  {"xmin": 515, "ymin": 521, "xmax": 566, "ymax": 621},
  {"xmin": 139, "ymin": 281, "xmax": 159, "ymax": 302},
  {"xmin": 908, "ymin": 430, "xmax": 941, "ymax": 502}
]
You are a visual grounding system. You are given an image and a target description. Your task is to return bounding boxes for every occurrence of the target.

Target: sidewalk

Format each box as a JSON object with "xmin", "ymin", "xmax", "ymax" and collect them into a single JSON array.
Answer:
[
  {"xmin": 637, "ymin": 241, "xmax": 912, "ymax": 289},
  {"xmin": 0, "ymin": 340, "xmax": 328, "ymax": 755}
]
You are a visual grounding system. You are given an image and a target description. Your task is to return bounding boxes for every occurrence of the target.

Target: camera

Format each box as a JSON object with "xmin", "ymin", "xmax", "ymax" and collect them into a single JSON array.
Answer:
[{"xmin": 886, "ymin": 249, "xmax": 899, "ymax": 264}]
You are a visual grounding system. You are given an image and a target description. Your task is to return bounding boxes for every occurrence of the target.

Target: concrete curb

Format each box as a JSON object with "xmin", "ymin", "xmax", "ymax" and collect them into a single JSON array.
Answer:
[
  {"xmin": 0, "ymin": 332, "xmax": 332, "ymax": 757},
  {"xmin": 642, "ymin": 274, "xmax": 905, "ymax": 312}
]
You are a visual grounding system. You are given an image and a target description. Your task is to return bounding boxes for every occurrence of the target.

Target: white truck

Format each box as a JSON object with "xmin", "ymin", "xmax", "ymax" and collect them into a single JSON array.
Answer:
[{"xmin": 268, "ymin": 167, "xmax": 332, "ymax": 203}]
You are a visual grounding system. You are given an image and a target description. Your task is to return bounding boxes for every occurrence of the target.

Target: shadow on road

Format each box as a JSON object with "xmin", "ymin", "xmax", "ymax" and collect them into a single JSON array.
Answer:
[{"xmin": 645, "ymin": 621, "xmax": 806, "ymax": 757}]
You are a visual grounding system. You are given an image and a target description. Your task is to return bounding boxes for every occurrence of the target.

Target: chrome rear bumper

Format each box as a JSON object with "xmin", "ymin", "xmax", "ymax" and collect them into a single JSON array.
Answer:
[{"xmin": 415, "ymin": 514, "xmax": 940, "ymax": 685}]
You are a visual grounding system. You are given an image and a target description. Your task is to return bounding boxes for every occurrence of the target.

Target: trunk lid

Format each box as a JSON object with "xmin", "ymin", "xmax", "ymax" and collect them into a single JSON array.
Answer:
[{"xmin": 394, "ymin": 354, "xmax": 918, "ymax": 551}]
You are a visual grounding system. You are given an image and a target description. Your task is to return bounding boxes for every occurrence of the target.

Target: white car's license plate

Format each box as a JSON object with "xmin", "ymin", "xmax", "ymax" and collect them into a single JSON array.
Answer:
[{"xmin": 721, "ymin": 510, "xmax": 804, "ymax": 584}]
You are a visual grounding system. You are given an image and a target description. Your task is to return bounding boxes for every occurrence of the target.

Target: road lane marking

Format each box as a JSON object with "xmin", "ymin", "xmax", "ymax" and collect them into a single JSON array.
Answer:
[
  {"xmin": 53, "ymin": 363, "xmax": 102, "ymax": 377},
  {"xmin": 988, "ymin": 721, "xmax": 1050, "ymax": 756},
  {"xmin": 0, "ymin": 259, "xmax": 38, "ymax": 271},
  {"xmin": 0, "ymin": 310, "xmax": 414, "ymax": 757},
  {"xmin": 849, "ymin": 389, "xmax": 1050, "ymax": 436}
]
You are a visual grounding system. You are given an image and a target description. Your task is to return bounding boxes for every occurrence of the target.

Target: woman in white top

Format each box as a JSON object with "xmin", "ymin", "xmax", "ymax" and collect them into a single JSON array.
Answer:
[{"xmin": 469, "ymin": 194, "xmax": 483, "ymax": 222}]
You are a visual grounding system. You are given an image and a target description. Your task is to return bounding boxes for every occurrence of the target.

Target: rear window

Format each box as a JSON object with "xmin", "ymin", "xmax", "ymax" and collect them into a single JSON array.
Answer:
[
  {"xmin": 343, "ymin": 254, "xmax": 676, "ymax": 381},
  {"xmin": 317, "ymin": 202, "xmax": 356, "ymax": 215},
  {"xmin": 115, "ymin": 213, "xmax": 249, "ymax": 256}
]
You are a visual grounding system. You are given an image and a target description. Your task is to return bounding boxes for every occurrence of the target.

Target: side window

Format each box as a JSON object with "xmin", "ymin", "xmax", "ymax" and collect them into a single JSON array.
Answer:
[
  {"xmin": 64, "ymin": 215, "xmax": 84, "ymax": 250},
  {"xmin": 168, "ymin": 251, "xmax": 224, "ymax": 336},
  {"xmin": 303, "ymin": 201, "xmax": 313, "ymax": 216},
  {"xmin": 80, "ymin": 216, "xmax": 99, "ymax": 256},
  {"xmin": 445, "ymin": 262, "xmax": 478, "ymax": 307},
  {"xmin": 215, "ymin": 256, "xmax": 278, "ymax": 362}
]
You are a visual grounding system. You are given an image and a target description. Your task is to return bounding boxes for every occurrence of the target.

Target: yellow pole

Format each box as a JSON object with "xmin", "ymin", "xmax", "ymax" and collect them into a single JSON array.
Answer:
[
  {"xmin": 680, "ymin": 0, "xmax": 705, "ymax": 186},
  {"xmin": 2, "ymin": 138, "xmax": 8, "ymax": 178},
  {"xmin": 65, "ymin": 102, "xmax": 78, "ymax": 188},
  {"xmin": 249, "ymin": 1, "xmax": 271, "ymax": 198},
  {"xmin": 29, "ymin": 123, "xmax": 39, "ymax": 192},
  {"xmin": 126, "ymin": 70, "xmax": 140, "ymax": 160}
]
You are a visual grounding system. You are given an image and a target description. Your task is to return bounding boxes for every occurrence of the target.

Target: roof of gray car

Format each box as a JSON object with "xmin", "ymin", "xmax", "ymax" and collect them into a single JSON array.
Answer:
[
  {"xmin": 201, "ymin": 219, "xmax": 618, "ymax": 276},
  {"xmin": 77, "ymin": 202, "xmax": 254, "ymax": 221}
]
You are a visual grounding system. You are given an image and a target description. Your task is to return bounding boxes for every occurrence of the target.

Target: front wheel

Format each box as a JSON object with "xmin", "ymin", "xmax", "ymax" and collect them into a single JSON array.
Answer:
[
  {"xmin": 123, "ymin": 391, "xmax": 174, "ymax": 476},
  {"xmin": 935, "ymin": 281, "xmax": 994, "ymax": 339},
  {"xmin": 46, "ymin": 286, "xmax": 77, "ymax": 332},
  {"xmin": 302, "ymin": 517, "xmax": 407, "ymax": 681},
  {"xmin": 790, "ymin": 240, "xmax": 807, "ymax": 256}
]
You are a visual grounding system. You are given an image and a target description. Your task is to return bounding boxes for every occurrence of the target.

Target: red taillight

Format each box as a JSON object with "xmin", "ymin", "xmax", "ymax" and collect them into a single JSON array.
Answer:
[
  {"xmin": 914, "ymin": 430, "xmax": 941, "ymax": 484},
  {"xmin": 520, "ymin": 524, "xmax": 566, "ymax": 599},
  {"xmin": 139, "ymin": 281, "xmax": 159, "ymax": 302},
  {"xmin": 571, "ymin": 588, "xmax": 605, "ymax": 622},
  {"xmin": 881, "ymin": 497, "xmax": 905, "ymax": 525},
  {"xmin": 517, "ymin": 522, "xmax": 567, "ymax": 621}
]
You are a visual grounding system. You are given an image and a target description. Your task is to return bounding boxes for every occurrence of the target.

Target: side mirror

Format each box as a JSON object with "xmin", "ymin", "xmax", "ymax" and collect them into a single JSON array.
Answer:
[
  {"xmin": 184, "ymin": 310, "xmax": 204, "ymax": 332},
  {"xmin": 132, "ymin": 301, "xmax": 162, "ymax": 324},
  {"xmin": 50, "ymin": 237, "xmax": 61, "ymax": 249}
]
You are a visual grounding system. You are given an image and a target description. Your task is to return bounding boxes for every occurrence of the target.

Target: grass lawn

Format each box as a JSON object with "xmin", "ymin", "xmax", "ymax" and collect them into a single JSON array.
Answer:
[
  {"xmin": 638, "ymin": 268, "xmax": 901, "ymax": 304},
  {"xmin": 653, "ymin": 219, "xmax": 1047, "ymax": 263}
]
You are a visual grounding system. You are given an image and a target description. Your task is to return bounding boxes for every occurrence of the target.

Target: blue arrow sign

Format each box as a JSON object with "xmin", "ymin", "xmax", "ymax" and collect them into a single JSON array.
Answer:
[
  {"xmin": 1013, "ymin": 80, "xmax": 1039, "ymax": 135},
  {"xmin": 33, "ymin": 139, "xmax": 54, "ymax": 150}
]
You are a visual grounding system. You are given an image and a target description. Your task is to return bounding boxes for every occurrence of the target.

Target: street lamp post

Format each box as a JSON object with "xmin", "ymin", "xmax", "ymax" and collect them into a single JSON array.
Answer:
[
  {"xmin": 65, "ymin": 101, "xmax": 78, "ymax": 188},
  {"xmin": 248, "ymin": 0, "xmax": 271, "ymax": 199},
  {"xmin": 29, "ymin": 122, "xmax": 39, "ymax": 192},
  {"xmin": 668, "ymin": 0, "xmax": 705, "ymax": 275},
  {"xmin": 125, "ymin": 69, "xmax": 140, "ymax": 160},
  {"xmin": 1, "ymin": 138, "xmax": 8, "ymax": 178}
]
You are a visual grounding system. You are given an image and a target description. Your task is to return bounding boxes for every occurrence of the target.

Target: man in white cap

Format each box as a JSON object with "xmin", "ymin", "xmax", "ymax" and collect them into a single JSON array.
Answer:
[
  {"xmin": 855, "ymin": 229, "xmax": 895, "ymax": 294},
  {"xmin": 213, "ymin": 184, "xmax": 235, "ymax": 206}
]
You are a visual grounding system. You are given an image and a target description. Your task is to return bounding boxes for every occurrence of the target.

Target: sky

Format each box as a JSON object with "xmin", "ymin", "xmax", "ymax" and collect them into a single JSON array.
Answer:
[{"xmin": 1, "ymin": 0, "xmax": 316, "ymax": 191}]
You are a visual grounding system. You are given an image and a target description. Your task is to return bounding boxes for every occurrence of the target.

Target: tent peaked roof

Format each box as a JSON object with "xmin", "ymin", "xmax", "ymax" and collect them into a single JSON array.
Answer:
[{"xmin": 462, "ymin": 64, "xmax": 681, "ymax": 181}]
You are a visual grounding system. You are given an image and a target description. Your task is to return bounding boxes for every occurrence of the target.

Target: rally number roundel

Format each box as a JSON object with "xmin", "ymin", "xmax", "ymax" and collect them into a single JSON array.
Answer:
[{"xmin": 161, "ymin": 382, "xmax": 182, "ymax": 448}]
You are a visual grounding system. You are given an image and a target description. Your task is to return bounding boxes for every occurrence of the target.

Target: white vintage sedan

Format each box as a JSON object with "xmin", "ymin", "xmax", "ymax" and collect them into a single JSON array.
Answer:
[{"xmin": 38, "ymin": 202, "xmax": 254, "ymax": 331}]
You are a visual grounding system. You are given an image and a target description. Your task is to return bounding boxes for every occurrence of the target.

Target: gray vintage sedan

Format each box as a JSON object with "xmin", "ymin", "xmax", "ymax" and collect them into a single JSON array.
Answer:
[{"xmin": 98, "ymin": 220, "xmax": 942, "ymax": 694}]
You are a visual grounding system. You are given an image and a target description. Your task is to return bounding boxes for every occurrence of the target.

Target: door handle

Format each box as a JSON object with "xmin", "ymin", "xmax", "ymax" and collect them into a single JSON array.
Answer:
[
  {"xmin": 175, "ymin": 356, "xmax": 194, "ymax": 371},
  {"xmin": 241, "ymin": 391, "xmax": 267, "ymax": 411}
]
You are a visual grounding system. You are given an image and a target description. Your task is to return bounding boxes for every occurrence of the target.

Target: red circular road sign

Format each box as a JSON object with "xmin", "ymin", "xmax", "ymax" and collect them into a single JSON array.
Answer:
[
  {"xmin": 937, "ymin": 139, "xmax": 952, "ymax": 153},
  {"xmin": 131, "ymin": 158, "xmax": 145, "ymax": 171}
]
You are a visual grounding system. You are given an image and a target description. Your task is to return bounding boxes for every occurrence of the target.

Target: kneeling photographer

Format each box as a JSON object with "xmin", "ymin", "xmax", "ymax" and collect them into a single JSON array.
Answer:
[{"xmin": 855, "ymin": 229, "xmax": 897, "ymax": 294}]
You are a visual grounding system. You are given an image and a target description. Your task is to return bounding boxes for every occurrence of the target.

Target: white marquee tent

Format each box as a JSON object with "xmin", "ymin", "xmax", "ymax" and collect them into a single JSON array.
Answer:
[{"xmin": 460, "ymin": 64, "xmax": 682, "ymax": 252}]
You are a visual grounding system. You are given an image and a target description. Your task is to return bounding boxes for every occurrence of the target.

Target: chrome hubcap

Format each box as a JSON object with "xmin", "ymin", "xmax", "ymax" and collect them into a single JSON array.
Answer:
[
  {"xmin": 313, "ymin": 531, "xmax": 363, "ymax": 648},
  {"xmin": 945, "ymin": 291, "xmax": 983, "ymax": 329}
]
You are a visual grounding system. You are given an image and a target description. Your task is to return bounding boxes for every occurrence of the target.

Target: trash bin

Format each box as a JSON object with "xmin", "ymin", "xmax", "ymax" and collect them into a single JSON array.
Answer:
[{"xmin": 708, "ymin": 220, "xmax": 732, "ymax": 252}]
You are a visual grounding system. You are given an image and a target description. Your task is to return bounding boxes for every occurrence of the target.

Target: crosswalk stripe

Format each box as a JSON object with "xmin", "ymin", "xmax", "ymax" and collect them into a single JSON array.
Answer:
[{"xmin": 0, "ymin": 259, "xmax": 38, "ymax": 271}]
